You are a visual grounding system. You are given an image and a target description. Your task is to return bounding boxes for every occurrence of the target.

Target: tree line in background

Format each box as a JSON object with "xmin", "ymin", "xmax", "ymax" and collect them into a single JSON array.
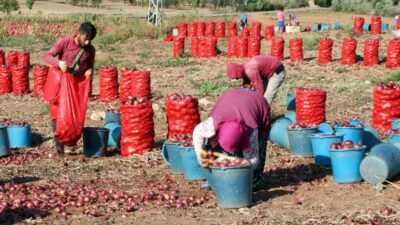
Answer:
[{"xmin": 0, "ymin": 0, "xmax": 399, "ymax": 17}]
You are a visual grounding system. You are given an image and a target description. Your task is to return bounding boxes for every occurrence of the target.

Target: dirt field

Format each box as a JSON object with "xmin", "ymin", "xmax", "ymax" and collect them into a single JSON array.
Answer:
[{"xmin": 0, "ymin": 8, "xmax": 400, "ymax": 225}]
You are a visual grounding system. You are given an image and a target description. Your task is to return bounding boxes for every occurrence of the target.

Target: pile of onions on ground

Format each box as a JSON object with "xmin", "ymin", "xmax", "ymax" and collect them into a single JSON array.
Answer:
[{"xmin": 0, "ymin": 149, "xmax": 49, "ymax": 165}]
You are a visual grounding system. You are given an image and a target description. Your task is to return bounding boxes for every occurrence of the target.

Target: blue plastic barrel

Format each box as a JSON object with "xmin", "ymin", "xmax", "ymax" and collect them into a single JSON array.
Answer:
[
  {"xmin": 162, "ymin": 141, "xmax": 183, "ymax": 174},
  {"xmin": 105, "ymin": 111, "xmax": 121, "ymax": 124},
  {"xmin": 381, "ymin": 23, "xmax": 389, "ymax": 33},
  {"xmin": 103, "ymin": 122, "xmax": 121, "ymax": 148},
  {"xmin": 180, "ymin": 146, "xmax": 207, "ymax": 181},
  {"xmin": 335, "ymin": 126, "xmax": 364, "ymax": 144},
  {"xmin": 83, "ymin": 127, "xmax": 109, "ymax": 157},
  {"xmin": 363, "ymin": 23, "xmax": 371, "ymax": 32},
  {"xmin": 210, "ymin": 165, "xmax": 253, "ymax": 208},
  {"xmin": 321, "ymin": 24, "xmax": 330, "ymax": 31},
  {"xmin": 391, "ymin": 118, "xmax": 400, "ymax": 130},
  {"xmin": 330, "ymin": 146, "xmax": 366, "ymax": 183},
  {"xmin": 288, "ymin": 128, "xmax": 318, "ymax": 157},
  {"xmin": 284, "ymin": 111, "xmax": 296, "ymax": 123},
  {"xmin": 331, "ymin": 22, "xmax": 342, "ymax": 30},
  {"xmin": 287, "ymin": 93, "xmax": 296, "ymax": 110},
  {"xmin": 360, "ymin": 143, "xmax": 400, "ymax": 185},
  {"xmin": 0, "ymin": 127, "xmax": 10, "ymax": 157},
  {"xmin": 363, "ymin": 126, "xmax": 381, "ymax": 151},
  {"xmin": 7, "ymin": 125, "xmax": 31, "ymax": 148},
  {"xmin": 317, "ymin": 122, "xmax": 334, "ymax": 133},
  {"xmin": 310, "ymin": 133, "xmax": 344, "ymax": 166},
  {"xmin": 270, "ymin": 117, "xmax": 291, "ymax": 149},
  {"xmin": 312, "ymin": 24, "xmax": 321, "ymax": 32}
]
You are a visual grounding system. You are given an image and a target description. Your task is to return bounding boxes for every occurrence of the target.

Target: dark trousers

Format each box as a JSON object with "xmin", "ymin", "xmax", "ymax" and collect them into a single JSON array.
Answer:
[{"xmin": 51, "ymin": 120, "xmax": 64, "ymax": 153}]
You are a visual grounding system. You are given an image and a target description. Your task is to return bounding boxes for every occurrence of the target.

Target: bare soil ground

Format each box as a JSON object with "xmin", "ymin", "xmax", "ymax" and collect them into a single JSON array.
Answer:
[{"xmin": 0, "ymin": 10, "xmax": 400, "ymax": 225}]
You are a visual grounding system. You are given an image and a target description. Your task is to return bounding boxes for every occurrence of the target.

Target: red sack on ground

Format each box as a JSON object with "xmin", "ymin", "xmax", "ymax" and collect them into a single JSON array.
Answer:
[
  {"xmin": 296, "ymin": 88, "xmax": 326, "ymax": 124},
  {"xmin": 228, "ymin": 37, "xmax": 237, "ymax": 58},
  {"xmin": 119, "ymin": 67, "xmax": 136, "ymax": 102},
  {"xmin": 250, "ymin": 22, "xmax": 261, "ymax": 37},
  {"xmin": 353, "ymin": 17, "xmax": 364, "ymax": 35},
  {"xmin": 7, "ymin": 51, "xmax": 18, "ymax": 66},
  {"xmin": 289, "ymin": 38, "xmax": 303, "ymax": 62},
  {"xmin": 178, "ymin": 22, "xmax": 188, "ymax": 38},
  {"xmin": 191, "ymin": 36, "xmax": 200, "ymax": 57},
  {"xmin": 227, "ymin": 21, "xmax": 237, "ymax": 37},
  {"xmin": 11, "ymin": 65, "xmax": 29, "ymax": 96},
  {"xmin": 99, "ymin": 65, "xmax": 118, "ymax": 102},
  {"xmin": 248, "ymin": 36, "xmax": 261, "ymax": 58},
  {"xmin": 386, "ymin": 39, "xmax": 400, "ymax": 69},
  {"xmin": 264, "ymin": 25, "xmax": 274, "ymax": 40},
  {"xmin": 341, "ymin": 37, "xmax": 357, "ymax": 65},
  {"xmin": 318, "ymin": 38, "xmax": 333, "ymax": 64},
  {"xmin": 131, "ymin": 70, "xmax": 151, "ymax": 100},
  {"xmin": 188, "ymin": 22, "xmax": 197, "ymax": 37},
  {"xmin": 241, "ymin": 28, "xmax": 251, "ymax": 37},
  {"xmin": 204, "ymin": 37, "xmax": 217, "ymax": 57},
  {"xmin": 236, "ymin": 37, "xmax": 248, "ymax": 58},
  {"xmin": 363, "ymin": 39, "xmax": 379, "ymax": 66},
  {"xmin": 215, "ymin": 22, "xmax": 225, "ymax": 38},
  {"xmin": 0, "ymin": 50, "xmax": 5, "ymax": 65},
  {"xmin": 163, "ymin": 34, "xmax": 174, "ymax": 42},
  {"xmin": 33, "ymin": 65, "xmax": 49, "ymax": 97},
  {"xmin": 271, "ymin": 37, "xmax": 284, "ymax": 61},
  {"xmin": 17, "ymin": 52, "xmax": 30, "ymax": 66},
  {"xmin": 0, "ymin": 65, "xmax": 11, "ymax": 95},
  {"xmin": 55, "ymin": 74, "xmax": 90, "ymax": 146},
  {"xmin": 43, "ymin": 66, "xmax": 63, "ymax": 104},
  {"xmin": 370, "ymin": 16, "xmax": 381, "ymax": 35},
  {"xmin": 173, "ymin": 37, "xmax": 185, "ymax": 58},
  {"xmin": 197, "ymin": 22, "xmax": 206, "ymax": 36},
  {"xmin": 205, "ymin": 21, "xmax": 215, "ymax": 37},
  {"xmin": 198, "ymin": 37, "xmax": 206, "ymax": 58}
]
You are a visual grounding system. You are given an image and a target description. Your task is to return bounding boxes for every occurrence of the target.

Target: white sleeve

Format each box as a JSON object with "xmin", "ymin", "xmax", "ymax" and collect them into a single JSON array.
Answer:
[
  {"xmin": 243, "ymin": 128, "xmax": 259, "ymax": 168},
  {"xmin": 193, "ymin": 117, "xmax": 216, "ymax": 154}
]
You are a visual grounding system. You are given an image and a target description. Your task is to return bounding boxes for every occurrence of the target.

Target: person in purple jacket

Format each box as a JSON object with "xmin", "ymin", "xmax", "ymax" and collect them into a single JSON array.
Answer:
[
  {"xmin": 193, "ymin": 88, "xmax": 271, "ymax": 188},
  {"xmin": 43, "ymin": 22, "xmax": 96, "ymax": 154}
]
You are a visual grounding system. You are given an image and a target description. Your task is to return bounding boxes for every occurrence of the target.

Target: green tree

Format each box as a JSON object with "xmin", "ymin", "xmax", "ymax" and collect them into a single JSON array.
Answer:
[
  {"xmin": 26, "ymin": 0, "xmax": 35, "ymax": 9},
  {"xmin": 0, "ymin": 0, "xmax": 19, "ymax": 14}
]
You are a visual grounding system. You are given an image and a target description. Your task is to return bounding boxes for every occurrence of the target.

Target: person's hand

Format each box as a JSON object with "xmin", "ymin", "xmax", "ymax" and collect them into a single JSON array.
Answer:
[
  {"xmin": 84, "ymin": 69, "xmax": 92, "ymax": 79},
  {"xmin": 58, "ymin": 61, "xmax": 67, "ymax": 72},
  {"xmin": 195, "ymin": 148, "xmax": 209, "ymax": 168}
]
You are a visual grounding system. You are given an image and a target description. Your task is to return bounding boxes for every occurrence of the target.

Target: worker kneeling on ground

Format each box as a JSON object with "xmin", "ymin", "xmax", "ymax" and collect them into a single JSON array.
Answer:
[
  {"xmin": 192, "ymin": 88, "xmax": 271, "ymax": 189},
  {"xmin": 227, "ymin": 55, "xmax": 285, "ymax": 107}
]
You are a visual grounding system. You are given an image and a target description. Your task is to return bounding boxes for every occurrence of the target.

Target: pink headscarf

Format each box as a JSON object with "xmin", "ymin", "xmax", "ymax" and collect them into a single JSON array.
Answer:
[
  {"xmin": 227, "ymin": 63, "xmax": 245, "ymax": 79},
  {"xmin": 213, "ymin": 118, "xmax": 251, "ymax": 153}
]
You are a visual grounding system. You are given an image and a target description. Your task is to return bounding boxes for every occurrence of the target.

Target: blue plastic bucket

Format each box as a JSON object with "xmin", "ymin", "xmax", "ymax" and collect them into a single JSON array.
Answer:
[
  {"xmin": 288, "ymin": 128, "xmax": 318, "ymax": 157},
  {"xmin": 363, "ymin": 126, "xmax": 381, "ymax": 151},
  {"xmin": 0, "ymin": 127, "xmax": 10, "ymax": 157},
  {"xmin": 7, "ymin": 125, "xmax": 31, "ymax": 148},
  {"xmin": 284, "ymin": 111, "xmax": 296, "ymax": 123},
  {"xmin": 210, "ymin": 165, "xmax": 253, "ymax": 208},
  {"xmin": 310, "ymin": 133, "xmax": 344, "ymax": 166},
  {"xmin": 105, "ymin": 111, "xmax": 121, "ymax": 124},
  {"xmin": 287, "ymin": 93, "xmax": 296, "ymax": 111},
  {"xmin": 349, "ymin": 119, "xmax": 363, "ymax": 126},
  {"xmin": 360, "ymin": 143, "xmax": 400, "ymax": 185},
  {"xmin": 270, "ymin": 117, "xmax": 291, "ymax": 149},
  {"xmin": 321, "ymin": 24, "xmax": 330, "ymax": 31},
  {"xmin": 312, "ymin": 24, "xmax": 321, "ymax": 32},
  {"xmin": 331, "ymin": 22, "xmax": 342, "ymax": 30},
  {"xmin": 391, "ymin": 118, "xmax": 400, "ymax": 130},
  {"xmin": 334, "ymin": 126, "xmax": 364, "ymax": 144},
  {"xmin": 83, "ymin": 127, "xmax": 109, "ymax": 157},
  {"xmin": 317, "ymin": 122, "xmax": 334, "ymax": 133},
  {"xmin": 103, "ymin": 122, "xmax": 121, "ymax": 148},
  {"xmin": 161, "ymin": 141, "xmax": 183, "ymax": 174},
  {"xmin": 202, "ymin": 168, "xmax": 214, "ymax": 189},
  {"xmin": 381, "ymin": 23, "xmax": 389, "ymax": 33},
  {"xmin": 330, "ymin": 146, "xmax": 366, "ymax": 183},
  {"xmin": 363, "ymin": 23, "xmax": 371, "ymax": 32},
  {"xmin": 180, "ymin": 146, "xmax": 207, "ymax": 181},
  {"xmin": 386, "ymin": 133, "xmax": 400, "ymax": 149}
]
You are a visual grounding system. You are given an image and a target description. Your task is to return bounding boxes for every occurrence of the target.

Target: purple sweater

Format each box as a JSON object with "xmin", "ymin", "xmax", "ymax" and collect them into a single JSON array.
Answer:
[{"xmin": 43, "ymin": 35, "xmax": 95, "ymax": 77}]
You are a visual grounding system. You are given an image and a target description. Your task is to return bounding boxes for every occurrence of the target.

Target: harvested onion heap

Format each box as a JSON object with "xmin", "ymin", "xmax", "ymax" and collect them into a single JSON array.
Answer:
[
  {"xmin": 335, "ymin": 120, "xmax": 364, "ymax": 128},
  {"xmin": 330, "ymin": 140, "xmax": 363, "ymax": 150},
  {"xmin": 0, "ymin": 118, "xmax": 29, "ymax": 127},
  {"xmin": 377, "ymin": 81, "xmax": 400, "ymax": 90},
  {"xmin": 288, "ymin": 122, "xmax": 318, "ymax": 130},
  {"xmin": 167, "ymin": 134, "xmax": 192, "ymax": 143},
  {"xmin": 212, "ymin": 157, "xmax": 249, "ymax": 167},
  {"xmin": 181, "ymin": 137, "xmax": 194, "ymax": 147},
  {"xmin": 104, "ymin": 107, "xmax": 119, "ymax": 113},
  {"xmin": 120, "ymin": 96, "xmax": 148, "ymax": 105}
]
